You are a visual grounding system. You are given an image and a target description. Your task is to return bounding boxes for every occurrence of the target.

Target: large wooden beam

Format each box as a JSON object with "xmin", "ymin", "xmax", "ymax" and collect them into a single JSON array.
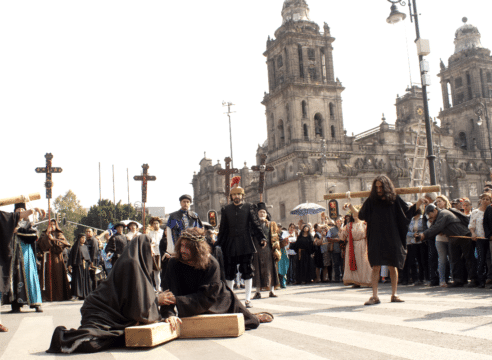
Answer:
[
  {"xmin": 324, "ymin": 185, "xmax": 441, "ymax": 200},
  {"xmin": 0, "ymin": 193, "xmax": 41, "ymax": 207},
  {"xmin": 125, "ymin": 321, "xmax": 180, "ymax": 348},
  {"xmin": 180, "ymin": 314, "xmax": 245, "ymax": 339}
]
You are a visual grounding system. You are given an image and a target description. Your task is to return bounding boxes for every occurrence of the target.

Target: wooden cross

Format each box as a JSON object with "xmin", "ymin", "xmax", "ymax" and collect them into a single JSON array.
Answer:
[
  {"xmin": 35, "ymin": 153, "xmax": 62, "ymax": 222},
  {"xmin": 217, "ymin": 157, "xmax": 238, "ymax": 203},
  {"xmin": 134, "ymin": 164, "xmax": 156, "ymax": 232},
  {"xmin": 251, "ymin": 154, "xmax": 274, "ymax": 202},
  {"xmin": 35, "ymin": 153, "xmax": 63, "ymax": 200},
  {"xmin": 133, "ymin": 164, "xmax": 156, "ymax": 204}
]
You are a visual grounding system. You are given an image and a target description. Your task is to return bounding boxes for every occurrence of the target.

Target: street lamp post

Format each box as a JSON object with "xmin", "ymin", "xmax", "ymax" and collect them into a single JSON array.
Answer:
[
  {"xmin": 475, "ymin": 101, "xmax": 492, "ymax": 159},
  {"xmin": 386, "ymin": 0, "xmax": 437, "ymax": 185}
]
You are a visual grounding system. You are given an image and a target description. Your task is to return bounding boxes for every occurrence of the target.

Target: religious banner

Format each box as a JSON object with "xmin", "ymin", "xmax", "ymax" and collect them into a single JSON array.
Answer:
[
  {"xmin": 208, "ymin": 210, "xmax": 218, "ymax": 228},
  {"xmin": 328, "ymin": 200, "xmax": 339, "ymax": 219}
]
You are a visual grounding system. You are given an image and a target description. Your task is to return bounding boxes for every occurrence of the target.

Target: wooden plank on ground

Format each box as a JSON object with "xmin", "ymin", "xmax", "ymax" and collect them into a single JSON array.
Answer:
[
  {"xmin": 125, "ymin": 321, "xmax": 180, "ymax": 348},
  {"xmin": 180, "ymin": 313, "xmax": 245, "ymax": 339}
]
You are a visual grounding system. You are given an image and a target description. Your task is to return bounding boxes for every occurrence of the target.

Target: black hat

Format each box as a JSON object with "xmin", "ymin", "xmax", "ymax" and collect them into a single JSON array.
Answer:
[
  {"xmin": 179, "ymin": 194, "xmax": 192, "ymax": 202},
  {"xmin": 425, "ymin": 204, "xmax": 437, "ymax": 214},
  {"xmin": 114, "ymin": 222, "xmax": 126, "ymax": 229},
  {"xmin": 14, "ymin": 203, "xmax": 26, "ymax": 211},
  {"xmin": 257, "ymin": 202, "xmax": 268, "ymax": 211},
  {"xmin": 127, "ymin": 221, "xmax": 139, "ymax": 229}
]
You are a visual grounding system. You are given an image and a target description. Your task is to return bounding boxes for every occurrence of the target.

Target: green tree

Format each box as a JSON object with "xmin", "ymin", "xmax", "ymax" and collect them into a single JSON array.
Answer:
[
  {"xmin": 79, "ymin": 199, "xmax": 146, "ymax": 234},
  {"xmin": 53, "ymin": 190, "xmax": 87, "ymax": 244}
]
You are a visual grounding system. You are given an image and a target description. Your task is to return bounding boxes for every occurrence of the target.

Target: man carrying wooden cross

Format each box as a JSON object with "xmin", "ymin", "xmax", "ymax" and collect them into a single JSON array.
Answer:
[{"xmin": 355, "ymin": 175, "xmax": 426, "ymax": 306}]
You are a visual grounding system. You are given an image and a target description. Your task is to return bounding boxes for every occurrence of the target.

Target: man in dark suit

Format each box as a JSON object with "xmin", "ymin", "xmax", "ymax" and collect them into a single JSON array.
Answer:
[{"xmin": 216, "ymin": 177, "xmax": 266, "ymax": 308}]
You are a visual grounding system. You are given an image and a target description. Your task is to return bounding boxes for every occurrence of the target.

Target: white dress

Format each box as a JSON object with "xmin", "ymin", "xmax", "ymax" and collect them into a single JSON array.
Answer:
[{"xmin": 339, "ymin": 221, "xmax": 372, "ymax": 286}]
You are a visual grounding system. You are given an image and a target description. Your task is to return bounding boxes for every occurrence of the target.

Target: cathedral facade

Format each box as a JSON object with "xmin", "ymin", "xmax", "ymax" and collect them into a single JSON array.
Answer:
[{"xmin": 192, "ymin": 1, "xmax": 491, "ymax": 225}]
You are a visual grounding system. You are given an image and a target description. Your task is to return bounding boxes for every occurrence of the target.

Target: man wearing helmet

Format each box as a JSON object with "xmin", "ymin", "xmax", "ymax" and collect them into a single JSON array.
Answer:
[{"xmin": 216, "ymin": 177, "xmax": 266, "ymax": 308}]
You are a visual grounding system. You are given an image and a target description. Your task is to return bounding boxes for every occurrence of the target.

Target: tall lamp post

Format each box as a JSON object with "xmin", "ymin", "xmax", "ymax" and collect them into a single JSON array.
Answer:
[
  {"xmin": 475, "ymin": 101, "xmax": 492, "ymax": 159},
  {"xmin": 386, "ymin": 0, "xmax": 437, "ymax": 185}
]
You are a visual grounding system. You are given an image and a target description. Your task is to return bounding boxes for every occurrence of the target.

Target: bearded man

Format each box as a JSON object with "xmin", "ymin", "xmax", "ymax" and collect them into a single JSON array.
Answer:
[
  {"xmin": 358, "ymin": 175, "xmax": 426, "ymax": 305},
  {"xmin": 252, "ymin": 202, "xmax": 281, "ymax": 300},
  {"xmin": 216, "ymin": 177, "xmax": 266, "ymax": 308},
  {"xmin": 159, "ymin": 228, "xmax": 273, "ymax": 332}
]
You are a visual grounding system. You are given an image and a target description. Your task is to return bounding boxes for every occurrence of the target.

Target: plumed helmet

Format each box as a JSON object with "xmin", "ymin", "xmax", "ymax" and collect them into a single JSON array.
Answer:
[{"xmin": 230, "ymin": 176, "xmax": 245, "ymax": 195}]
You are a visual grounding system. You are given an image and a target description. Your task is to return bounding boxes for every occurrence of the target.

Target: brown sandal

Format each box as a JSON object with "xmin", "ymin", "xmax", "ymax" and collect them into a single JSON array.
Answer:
[
  {"xmin": 254, "ymin": 312, "xmax": 274, "ymax": 323},
  {"xmin": 364, "ymin": 297, "xmax": 381, "ymax": 306},
  {"xmin": 391, "ymin": 295, "xmax": 404, "ymax": 303},
  {"xmin": 0, "ymin": 324, "xmax": 8, "ymax": 332}
]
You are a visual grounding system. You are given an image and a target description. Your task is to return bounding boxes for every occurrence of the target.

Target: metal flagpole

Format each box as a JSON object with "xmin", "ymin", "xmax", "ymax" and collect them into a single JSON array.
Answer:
[{"xmin": 99, "ymin": 162, "xmax": 102, "ymax": 203}]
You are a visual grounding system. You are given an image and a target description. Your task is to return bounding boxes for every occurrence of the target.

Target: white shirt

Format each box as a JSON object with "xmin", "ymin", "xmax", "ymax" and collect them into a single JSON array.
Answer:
[
  {"xmin": 469, "ymin": 208, "xmax": 485, "ymax": 238},
  {"xmin": 148, "ymin": 229, "xmax": 163, "ymax": 255},
  {"xmin": 126, "ymin": 231, "xmax": 141, "ymax": 241}
]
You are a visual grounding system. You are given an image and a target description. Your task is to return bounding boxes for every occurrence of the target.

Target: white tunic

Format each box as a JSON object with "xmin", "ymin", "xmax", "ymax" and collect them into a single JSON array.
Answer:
[{"xmin": 148, "ymin": 229, "xmax": 163, "ymax": 255}]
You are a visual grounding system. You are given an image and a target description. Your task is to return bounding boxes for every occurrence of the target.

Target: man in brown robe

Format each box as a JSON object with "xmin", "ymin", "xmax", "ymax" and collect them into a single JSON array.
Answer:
[
  {"xmin": 252, "ymin": 202, "xmax": 281, "ymax": 299},
  {"xmin": 38, "ymin": 219, "xmax": 71, "ymax": 302}
]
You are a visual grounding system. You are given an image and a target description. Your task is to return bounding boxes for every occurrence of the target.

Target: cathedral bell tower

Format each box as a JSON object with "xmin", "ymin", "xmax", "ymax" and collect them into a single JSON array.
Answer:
[
  {"xmin": 438, "ymin": 18, "xmax": 492, "ymax": 156},
  {"xmin": 261, "ymin": 0, "xmax": 345, "ymax": 158}
]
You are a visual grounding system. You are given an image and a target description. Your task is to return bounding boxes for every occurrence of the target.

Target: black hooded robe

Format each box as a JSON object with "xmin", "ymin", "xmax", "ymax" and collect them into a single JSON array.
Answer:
[
  {"xmin": 47, "ymin": 235, "xmax": 161, "ymax": 354},
  {"xmin": 358, "ymin": 196, "xmax": 417, "ymax": 269},
  {"xmin": 0, "ymin": 211, "xmax": 20, "ymax": 294},
  {"xmin": 160, "ymin": 257, "xmax": 260, "ymax": 330},
  {"xmin": 289, "ymin": 234, "xmax": 316, "ymax": 284},
  {"xmin": 68, "ymin": 242, "xmax": 92, "ymax": 299}
]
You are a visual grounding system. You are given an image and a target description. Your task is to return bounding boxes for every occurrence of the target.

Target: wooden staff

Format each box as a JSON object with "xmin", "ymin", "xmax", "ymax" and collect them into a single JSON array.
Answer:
[
  {"xmin": 323, "ymin": 185, "xmax": 441, "ymax": 200},
  {"xmin": 0, "ymin": 193, "xmax": 41, "ymax": 207},
  {"xmin": 448, "ymin": 236, "xmax": 487, "ymax": 241}
]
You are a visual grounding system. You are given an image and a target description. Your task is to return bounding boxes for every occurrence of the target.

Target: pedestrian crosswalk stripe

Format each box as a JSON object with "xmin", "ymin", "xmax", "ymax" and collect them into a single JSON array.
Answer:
[
  {"xmin": 267, "ymin": 317, "xmax": 492, "ymax": 360},
  {"xmin": 1, "ymin": 316, "xmax": 56, "ymax": 360},
  {"xmin": 212, "ymin": 332, "xmax": 331, "ymax": 360}
]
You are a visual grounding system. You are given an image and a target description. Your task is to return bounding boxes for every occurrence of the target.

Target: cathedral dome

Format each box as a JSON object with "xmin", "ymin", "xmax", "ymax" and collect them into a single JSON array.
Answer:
[
  {"xmin": 282, "ymin": 0, "xmax": 310, "ymax": 24},
  {"xmin": 454, "ymin": 17, "xmax": 483, "ymax": 54}
]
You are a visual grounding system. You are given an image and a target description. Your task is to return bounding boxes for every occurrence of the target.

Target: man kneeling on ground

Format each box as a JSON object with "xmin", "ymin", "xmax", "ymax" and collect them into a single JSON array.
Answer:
[{"xmin": 159, "ymin": 227, "xmax": 273, "ymax": 331}]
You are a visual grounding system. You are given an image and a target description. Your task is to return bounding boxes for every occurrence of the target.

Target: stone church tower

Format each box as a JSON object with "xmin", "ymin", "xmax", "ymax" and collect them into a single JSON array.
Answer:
[
  {"xmin": 263, "ymin": 0, "xmax": 345, "ymax": 150},
  {"xmin": 438, "ymin": 18, "xmax": 492, "ymax": 158}
]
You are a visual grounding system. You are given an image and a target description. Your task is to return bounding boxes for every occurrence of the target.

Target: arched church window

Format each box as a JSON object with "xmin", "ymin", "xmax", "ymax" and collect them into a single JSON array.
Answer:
[
  {"xmin": 278, "ymin": 120, "xmax": 285, "ymax": 147},
  {"xmin": 459, "ymin": 132, "xmax": 467, "ymax": 150},
  {"xmin": 307, "ymin": 48, "xmax": 315, "ymax": 60},
  {"xmin": 320, "ymin": 48, "xmax": 327, "ymax": 83},
  {"xmin": 277, "ymin": 55, "xmax": 283, "ymax": 68},
  {"xmin": 303, "ymin": 124, "xmax": 309, "ymax": 140},
  {"xmin": 331, "ymin": 125, "xmax": 336, "ymax": 139},
  {"xmin": 446, "ymin": 81, "xmax": 453, "ymax": 107},
  {"xmin": 302, "ymin": 101, "xmax": 307, "ymax": 118},
  {"xmin": 329, "ymin": 103, "xmax": 335, "ymax": 119},
  {"xmin": 314, "ymin": 113, "xmax": 324, "ymax": 138},
  {"xmin": 287, "ymin": 126, "xmax": 292, "ymax": 143}
]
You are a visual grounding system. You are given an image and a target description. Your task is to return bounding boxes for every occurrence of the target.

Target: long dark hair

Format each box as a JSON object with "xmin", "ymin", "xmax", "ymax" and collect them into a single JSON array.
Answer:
[
  {"xmin": 173, "ymin": 228, "xmax": 211, "ymax": 270},
  {"xmin": 369, "ymin": 175, "xmax": 397, "ymax": 204}
]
